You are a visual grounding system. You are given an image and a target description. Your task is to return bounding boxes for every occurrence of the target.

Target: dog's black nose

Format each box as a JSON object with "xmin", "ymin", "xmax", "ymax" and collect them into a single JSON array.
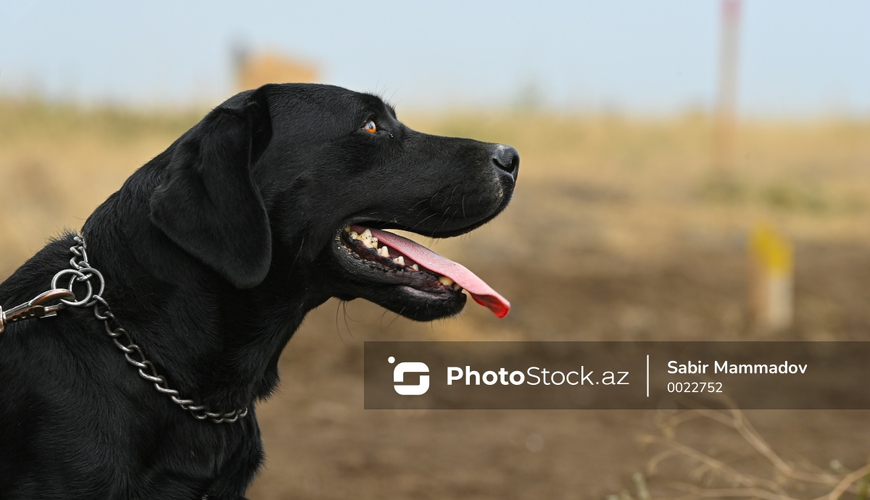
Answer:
[{"xmin": 492, "ymin": 144, "xmax": 519, "ymax": 179}]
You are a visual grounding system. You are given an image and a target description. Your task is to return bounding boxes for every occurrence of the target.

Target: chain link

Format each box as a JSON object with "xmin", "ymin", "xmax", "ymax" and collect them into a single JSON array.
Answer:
[{"xmin": 56, "ymin": 234, "xmax": 248, "ymax": 424}]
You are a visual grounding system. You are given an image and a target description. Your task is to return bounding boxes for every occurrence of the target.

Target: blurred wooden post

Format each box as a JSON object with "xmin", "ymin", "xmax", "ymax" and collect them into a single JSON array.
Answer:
[
  {"xmin": 232, "ymin": 48, "xmax": 319, "ymax": 91},
  {"xmin": 748, "ymin": 224, "xmax": 794, "ymax": 332},
  {"xmin": 714, "ymin": 0, "xmax": 741, "ymax": 171}
]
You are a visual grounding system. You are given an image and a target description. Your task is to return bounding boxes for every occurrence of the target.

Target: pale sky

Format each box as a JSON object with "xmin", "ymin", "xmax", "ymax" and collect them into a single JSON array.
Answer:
[{"xmin": 1, "ymin": 1, "xmax": 868, "ymax": 116}]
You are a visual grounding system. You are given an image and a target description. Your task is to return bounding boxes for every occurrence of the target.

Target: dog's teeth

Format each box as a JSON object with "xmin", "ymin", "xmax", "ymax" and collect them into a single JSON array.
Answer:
[
  {"xmin": 438, "ymin": 276, "xmax": 454, "ymax": 287},
  {"xmin": 360, "ymin": 235, "xmax": 375, "ymax": 248},
  {"xmin": 378, "ymin": 245, "xmax": 390, "ymax": 257},
  {"xmin": 349, "ymin": 231, "xmax": 359, "ymax": 240},
  {"xmin": 411, "ymin": 264, "xmax": 419, "ymax": 271},
  {"xmin": 453, "ymin": 284, "xmax": 463, "ymax": 291},
  {"xmin": 393, "ymin": 256, "xmax": 405, "ymax": 266},
  {"xmin": 358, "ymin": 229, "xmax": 380, "ymax": 249}
]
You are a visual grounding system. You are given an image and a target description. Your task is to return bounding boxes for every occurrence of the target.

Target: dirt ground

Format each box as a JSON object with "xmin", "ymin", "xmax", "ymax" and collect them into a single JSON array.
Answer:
[
  {"xmin": 247, "ymin": 181, "xmax": 870, "ymax": 499},
  {"xmin": 1, "ymin": 102, "xmax": 868, "ymax": 498}
]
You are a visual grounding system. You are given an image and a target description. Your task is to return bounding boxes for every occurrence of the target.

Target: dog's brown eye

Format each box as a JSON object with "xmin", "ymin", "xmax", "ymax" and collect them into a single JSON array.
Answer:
[{"xmin": 364, "ymin": 120, "xmax": 377, "ymax": 134}]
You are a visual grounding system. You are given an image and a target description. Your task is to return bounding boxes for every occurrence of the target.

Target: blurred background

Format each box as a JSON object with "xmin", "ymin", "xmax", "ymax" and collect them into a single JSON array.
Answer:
[{"xmin": 2, "ymin": 1, "xmax": 869, "ymax": 498}]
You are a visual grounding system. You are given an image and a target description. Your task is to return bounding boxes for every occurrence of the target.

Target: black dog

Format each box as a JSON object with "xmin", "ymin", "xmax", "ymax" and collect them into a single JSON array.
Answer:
[{"xmin": 0, "ymin": 84, "xmax": 518, "ymax": 499}]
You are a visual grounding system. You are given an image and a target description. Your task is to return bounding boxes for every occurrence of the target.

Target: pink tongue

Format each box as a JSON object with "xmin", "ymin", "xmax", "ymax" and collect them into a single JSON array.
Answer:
[{"xmin": 353, "ymin": 226, "xmax": 510, "ymax": 318}]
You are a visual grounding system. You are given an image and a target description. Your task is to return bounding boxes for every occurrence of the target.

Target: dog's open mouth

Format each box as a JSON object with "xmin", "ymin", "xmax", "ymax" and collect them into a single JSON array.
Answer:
[{"xmin": 335, "ymin": 225, "xmax": 510, "ymax": 318}]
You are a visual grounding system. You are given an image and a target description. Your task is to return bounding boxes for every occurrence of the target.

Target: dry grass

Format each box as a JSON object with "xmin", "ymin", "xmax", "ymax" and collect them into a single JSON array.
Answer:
[
  {"xmin": 406, "ymin": 110, "xmax": 870, "ymax": 249},
  {"xmin": 2, "ymin": 99, "xmax": 868, "ymax": 278},
  {"xmin": 614, "ymin": 404, "xmax": 870, "ymax": 500},
  {"xmin": 0, "ymin": 98, "xmax": 203, "ymax": 275}
]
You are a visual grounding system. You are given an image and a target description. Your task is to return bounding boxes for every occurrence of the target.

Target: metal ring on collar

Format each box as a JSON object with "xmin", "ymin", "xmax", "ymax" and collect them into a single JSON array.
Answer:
[
  {"xmin": 51, "ymin": 269, "xmax": 92, "ymax": 307},
  {"xmin": 75, "ymin": 267, "xmax": 105, "ymax": 306}
]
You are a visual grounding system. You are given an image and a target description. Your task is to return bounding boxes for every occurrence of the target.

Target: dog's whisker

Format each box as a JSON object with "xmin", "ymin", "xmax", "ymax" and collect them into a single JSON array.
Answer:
[
  {"xmin": 341, "ymin": 301, "xmax": 356, "ymax": 342},
  {"xmin": 288, "ymin": 234, "xmax": 305, "ymax": 275},
  {"xmin": 333, "ymin": 301, "xmax": 351, "ymax": 347}
]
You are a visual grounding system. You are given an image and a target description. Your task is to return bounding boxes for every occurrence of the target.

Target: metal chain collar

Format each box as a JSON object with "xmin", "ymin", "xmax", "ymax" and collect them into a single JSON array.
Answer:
[{"xmin": 0, "ymin": 234, "xmax": 248, "ymax": 424}]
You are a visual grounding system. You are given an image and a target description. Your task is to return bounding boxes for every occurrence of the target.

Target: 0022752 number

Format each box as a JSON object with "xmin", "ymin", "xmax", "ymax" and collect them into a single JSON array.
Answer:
[{"xmin": 666, "ymin": 381, "xmax": 723, "ymax": 393}]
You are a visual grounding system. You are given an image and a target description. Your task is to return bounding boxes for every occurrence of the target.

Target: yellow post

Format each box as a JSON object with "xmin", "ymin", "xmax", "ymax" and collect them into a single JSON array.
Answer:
[{"xmin": 748, "ymin": 223, "xmax": 794, "ymax": 332}]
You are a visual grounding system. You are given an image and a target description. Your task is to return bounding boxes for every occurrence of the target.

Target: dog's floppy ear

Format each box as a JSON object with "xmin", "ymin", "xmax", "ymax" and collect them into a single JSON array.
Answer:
[{"xmin": 150, "ymin": 88, "xmax": 273, "ymax": 288}]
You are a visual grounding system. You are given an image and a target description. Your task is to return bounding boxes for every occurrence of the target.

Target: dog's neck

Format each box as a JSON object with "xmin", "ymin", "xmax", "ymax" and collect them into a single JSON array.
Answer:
[{"xmin": 78, "ymin": 161, "xmax": 329, "ymax": 413}]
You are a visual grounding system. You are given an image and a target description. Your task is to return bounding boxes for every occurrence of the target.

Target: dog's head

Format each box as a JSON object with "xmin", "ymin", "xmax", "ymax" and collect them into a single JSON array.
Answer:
[{"xmin": 150, "ymin": 84, "xmax": 518, "ymax": 321}]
